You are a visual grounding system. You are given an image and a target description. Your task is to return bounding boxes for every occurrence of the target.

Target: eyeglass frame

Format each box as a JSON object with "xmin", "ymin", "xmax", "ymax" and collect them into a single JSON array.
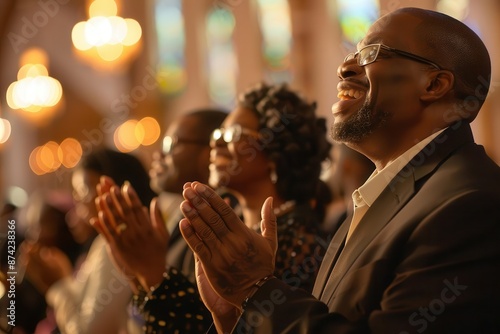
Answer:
[
  {"xmin": 162, "ymin": 135, "xmax": 208, "ymax": 155},
  {"xmin": 344, "ymin": 43, "xmax": 442, "ymax": 70},
  {"xmin": 211, "ymin": 124, "xmax": 261, "ymax": 144}
]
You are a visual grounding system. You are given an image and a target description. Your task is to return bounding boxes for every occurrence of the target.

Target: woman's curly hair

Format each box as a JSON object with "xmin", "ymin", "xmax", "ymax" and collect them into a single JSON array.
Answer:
[{"xmin": 238, "ymin": 82, "xmax": 332, "ymax": 208}]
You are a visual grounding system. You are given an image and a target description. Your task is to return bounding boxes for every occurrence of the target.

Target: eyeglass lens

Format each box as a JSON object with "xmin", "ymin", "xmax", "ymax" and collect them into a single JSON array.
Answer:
[
  {"xmin": 212, "ymin": 126, "xmax": 240, "ymax": 143},
  {"xmin": 162, "ymin": 136, "xmax": 175, "ymax": 154},
  {"xmin": 344, "ymin": 45, "xmax": 379, "ymax": 66},
  {"xmin": 359, "ymin": 45, "xmax": 379, "ymax": 65},
  {"xmin": 345, "ymin": 44, "xmax": 440, "ymax": 69}
]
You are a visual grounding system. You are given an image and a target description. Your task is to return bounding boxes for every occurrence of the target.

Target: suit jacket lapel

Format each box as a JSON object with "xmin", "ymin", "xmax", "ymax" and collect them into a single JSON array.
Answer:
[
  {"xmin": 313, "ymin": 216, "xmax": 350, "ymax": 298},
  {"xmin": 319, "ymin": 122, "xmax": 475, "ymax": 306},
  {"xmin": 322, "ymin": 171, "xmax": 415, "ymax": 305}
]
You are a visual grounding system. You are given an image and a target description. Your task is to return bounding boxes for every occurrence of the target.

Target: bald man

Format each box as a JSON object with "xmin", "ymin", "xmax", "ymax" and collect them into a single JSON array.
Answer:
[{"xmin": 179, "ymin": 7, "xmax": 500, "ymax": 333}]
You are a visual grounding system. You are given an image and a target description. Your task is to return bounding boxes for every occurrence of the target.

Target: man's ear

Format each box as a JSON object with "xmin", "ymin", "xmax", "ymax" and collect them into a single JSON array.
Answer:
[{"xmin": 420, "ymin": 70, "xmax": 454, "ymax": 102}]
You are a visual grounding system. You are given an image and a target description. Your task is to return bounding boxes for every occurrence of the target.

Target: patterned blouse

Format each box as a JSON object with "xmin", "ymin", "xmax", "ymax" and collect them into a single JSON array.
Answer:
[
  {"xmin": 273, "ymin": 202, "xmax": 327, "ymax": 293},
  {"xmin": 135, "ymin": 202, "xmax": 326, "ymax": 333},
  {"xmin": 133, "ymin": 267, "xmax": 212, "ymax": 333}
]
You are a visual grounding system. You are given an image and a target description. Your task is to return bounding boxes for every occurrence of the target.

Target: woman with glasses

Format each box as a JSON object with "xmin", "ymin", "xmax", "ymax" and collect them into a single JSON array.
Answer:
[
  {"xmin": 93, "ymin": 82, "xmax": 331, "ymax": 333},
  {"xmin": 208, "ymin": 82, "xmax": 332, "ymax": 292}
]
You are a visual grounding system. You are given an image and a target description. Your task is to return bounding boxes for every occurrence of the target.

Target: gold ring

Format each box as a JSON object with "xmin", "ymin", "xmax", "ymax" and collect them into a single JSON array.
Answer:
[{"xmin": 116, "ymin": 223, "xmax": 127, "ymax": 233}]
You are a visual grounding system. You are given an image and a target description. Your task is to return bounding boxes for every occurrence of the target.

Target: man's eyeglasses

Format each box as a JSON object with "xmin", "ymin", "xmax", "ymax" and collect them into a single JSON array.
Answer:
[
  {"xmin": 211, "ymin": 124, "xmax": 261, "ymax": 144},
  {"xmin": 344, "ymin": 43, "xmax": 442, "ymax": 70},
  {"xmin": 162, "ymin": 135, "xmax": 207, "ymax": 155}
]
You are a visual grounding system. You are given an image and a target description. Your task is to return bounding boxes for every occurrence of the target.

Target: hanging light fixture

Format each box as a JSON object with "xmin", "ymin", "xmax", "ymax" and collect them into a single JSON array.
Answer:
[
  {"xmin": 5, "ymin": 47, "xmax": 63, "ymax": 124},
  {"xmin": 71, "ymin": 0, "xmax": 142, "ymax": 69}
]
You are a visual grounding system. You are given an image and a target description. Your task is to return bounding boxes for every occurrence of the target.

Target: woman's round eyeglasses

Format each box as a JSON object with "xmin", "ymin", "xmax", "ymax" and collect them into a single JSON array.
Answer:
[{"xmin": 211, "ymin": 124, "xmax": 261, "ymax": 144}]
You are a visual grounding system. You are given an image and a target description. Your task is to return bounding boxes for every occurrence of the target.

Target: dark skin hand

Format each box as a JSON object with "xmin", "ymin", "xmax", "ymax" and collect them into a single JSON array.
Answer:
[
  {"xmin": 179, "ymin": 181, "xmax": 277, "ymax": 332},
  {"xmin": 91, "ymin": 176, "xmax": 168, "ymax": 292}
]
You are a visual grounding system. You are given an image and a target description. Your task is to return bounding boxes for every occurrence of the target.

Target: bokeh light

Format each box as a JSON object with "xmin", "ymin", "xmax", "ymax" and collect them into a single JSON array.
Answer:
[
  {"xmin": 7, "ymin": 186, "xmax": 28, "ymax": 208},
  {"xmin": 114, "ymin": 119, "xmax": 141, "ymax": 152},
  {"xmin": 114, "ymin": 117, "xmax": 161, "ymax": 152},
  {"xmin": 6, "ymin": 49, "xmax": 63, "ymax": 115},
  {"xmin": 137, "ymin": 117, "xmax": 161, "ymax": 146},
  {"xmin": 71, "ymin": 0, "xmax": 142, "ymax": 65},
  {"xmin": 29, "ymin": 139, "xmax": 84, "ymax": 174},
  {"xmin": 0, "ymin": 118, "xmax": 11, "ymax": 144},
  {"xmin": 58, "ymin": 138, "xmax": 83, "ymax": 168}
]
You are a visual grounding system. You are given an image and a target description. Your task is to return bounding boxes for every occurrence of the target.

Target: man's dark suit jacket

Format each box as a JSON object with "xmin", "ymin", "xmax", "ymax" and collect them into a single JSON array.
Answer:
[{"xmin": 236, "ymin": 122, "xmax": 500, "ymax": 333}]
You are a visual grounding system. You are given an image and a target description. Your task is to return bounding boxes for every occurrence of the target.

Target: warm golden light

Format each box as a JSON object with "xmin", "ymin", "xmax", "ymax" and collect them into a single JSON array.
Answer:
[
  {"xmin": 30, "ymin": 146, "xmax": 47, "ymax": 175},
  {"xmin": 29, "ymin": 139, "xmax": 85, "ymax": 174},
  {"xmin": 134, "ymin": 119, "xmax": 145, "ymax": 144},
  {"xmin": 18, "ymin": 63, "xmax": 48, "ymax": 80},
  {"xmin": 85, "ymin": 17, "xmax": 113, "ymax": 46},
  {"xmin": 114, "ymin": 119, "xmax": 140, "ymax": 152},
  {"xmin": 108, "ymin": 16, "xmax": 128, "ymax": 43},
  {"xmin": 40, "ymin": 141, "xmax": 61, "ymax": 172},
  {"xmin": 89, "ymin": 0, "xmax": 117, "ymax": 17},
  {"xmin": 114, "ymin": 117, "xmax": 161, "ymax": 152},
  {"xmin": 137, "ymin": 117, "xmax": 161, "ymax": 146},
  {"xmin": 0, "ymin": 276, "xmax": 5, "ymax": 300},
  {"xmin": 122, "ymin": 19, "xmax": 142, "ymax": 46},
  {"xmin": 0, "ymin": 118, "xmax": 12, "ymax": 144},
  {"xmin": 58, "ymin": 138, "xmax": 83, "ymax": 168},
  {"xmin": 7, "ymin": 73, "xmax": 63, "ymax": 111},
  {"xmin": 97, "ymin": 43, "xmax": 124, "ymax": 61},
  {"xmin": 20, "ymin": 47, "xmax": 48, "ymax": 68},
  {"xmin": 72, "ymin": 22, "xmax": 92, "ymax": 51},
  {"xmin": 71, "ymin": 0, "xmax": 142, "ymax": 66},
  {"xmin": 6, "ymin": 49, "xmax": 63, "ymax": 116}
]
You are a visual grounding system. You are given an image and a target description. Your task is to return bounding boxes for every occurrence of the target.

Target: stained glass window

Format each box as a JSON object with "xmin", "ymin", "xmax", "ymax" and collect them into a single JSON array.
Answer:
[
  {"xmin": 155, "ymin": 0, "xmax": 186, "ymax": 96},
  {"xmin": 331, "ymin": 0, "xmax": 379, "ymax": 46},
  {"xmin": 256, "ymin": 0, "xmax": 292, "ymax": 83},
  {"xmin": 206, "ymin": 7, "xmax": 237, "ymax": 107}
]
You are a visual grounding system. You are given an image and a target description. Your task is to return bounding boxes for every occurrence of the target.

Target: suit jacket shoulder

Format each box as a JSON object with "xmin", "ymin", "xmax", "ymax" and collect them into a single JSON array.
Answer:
[{"xmin": 238, "ymin": 123, "xmax": 500, "ymax": 334}]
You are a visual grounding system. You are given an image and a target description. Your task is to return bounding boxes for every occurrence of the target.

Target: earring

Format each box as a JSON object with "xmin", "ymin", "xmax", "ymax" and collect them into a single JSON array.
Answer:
[{"xmin": 270, "ymin": 169, "xmax": 278, "ymax": 184}]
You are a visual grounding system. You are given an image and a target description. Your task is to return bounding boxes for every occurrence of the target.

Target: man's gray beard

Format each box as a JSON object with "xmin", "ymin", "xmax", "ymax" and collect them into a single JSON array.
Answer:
[{"xmin": 331, "ymin": 103, "xmax": 389, "ymax": 143}]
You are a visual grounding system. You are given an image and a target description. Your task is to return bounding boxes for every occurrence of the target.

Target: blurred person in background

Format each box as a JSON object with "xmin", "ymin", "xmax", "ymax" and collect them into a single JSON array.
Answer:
[
  {"xmin": 92, "ymin": 109, "xmax": 229, "ymax": 333},
  {"xmin": 148, "ymin": 109, "xmax": 228, "ymax": 281},
  {"xmin": 20, "ymin": 148, "xmax": 156, "ymax": 334},
  {"xmin": 16, "ymin": 190, "xmax": 81, "ymax": 334}
]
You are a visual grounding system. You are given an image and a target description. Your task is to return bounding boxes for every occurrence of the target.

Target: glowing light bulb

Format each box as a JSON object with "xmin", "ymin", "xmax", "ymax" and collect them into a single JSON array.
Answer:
[
  {"xmin": 6, "ymin": 62, "xmax": 62, "ymax": 113},
  {"xmin": 71, "ymin": 0, "xmax": 142, "ymax": 65}
]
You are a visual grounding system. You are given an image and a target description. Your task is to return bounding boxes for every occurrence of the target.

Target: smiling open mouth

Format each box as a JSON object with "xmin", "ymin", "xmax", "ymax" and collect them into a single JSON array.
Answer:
[{"xmin": 337, "ymin": 89, "xmax": 364, "ymax": 100}]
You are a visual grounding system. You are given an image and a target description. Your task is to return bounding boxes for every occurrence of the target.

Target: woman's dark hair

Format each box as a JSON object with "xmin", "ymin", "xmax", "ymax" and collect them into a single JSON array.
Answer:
[
  {"xmin": 78, "ymin": 148, "xmax": 156, "ymax": 206},
  {"xmin": 238, "ymin": 82, "xmax": 332, "ymax": 211}
]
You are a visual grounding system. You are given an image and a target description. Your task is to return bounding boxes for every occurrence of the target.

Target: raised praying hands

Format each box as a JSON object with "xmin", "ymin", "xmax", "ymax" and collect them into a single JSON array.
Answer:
[
  {"xmin": 91, "ymin": 176, "xmax": 168, "ymax": 291},
  {"xmin": 179, "ymin": 181, "xmax": 278, "ymax": 330}
]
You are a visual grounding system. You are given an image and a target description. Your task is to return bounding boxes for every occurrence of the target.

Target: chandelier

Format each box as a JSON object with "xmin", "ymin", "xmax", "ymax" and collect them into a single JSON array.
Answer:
[
  {"xmin": 5, "ymin": 47, "xmax": 63, "ymax": 125},
  {"xmin": 71, "ymin": 0, "xmax": 142, "ymax": 69}
]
